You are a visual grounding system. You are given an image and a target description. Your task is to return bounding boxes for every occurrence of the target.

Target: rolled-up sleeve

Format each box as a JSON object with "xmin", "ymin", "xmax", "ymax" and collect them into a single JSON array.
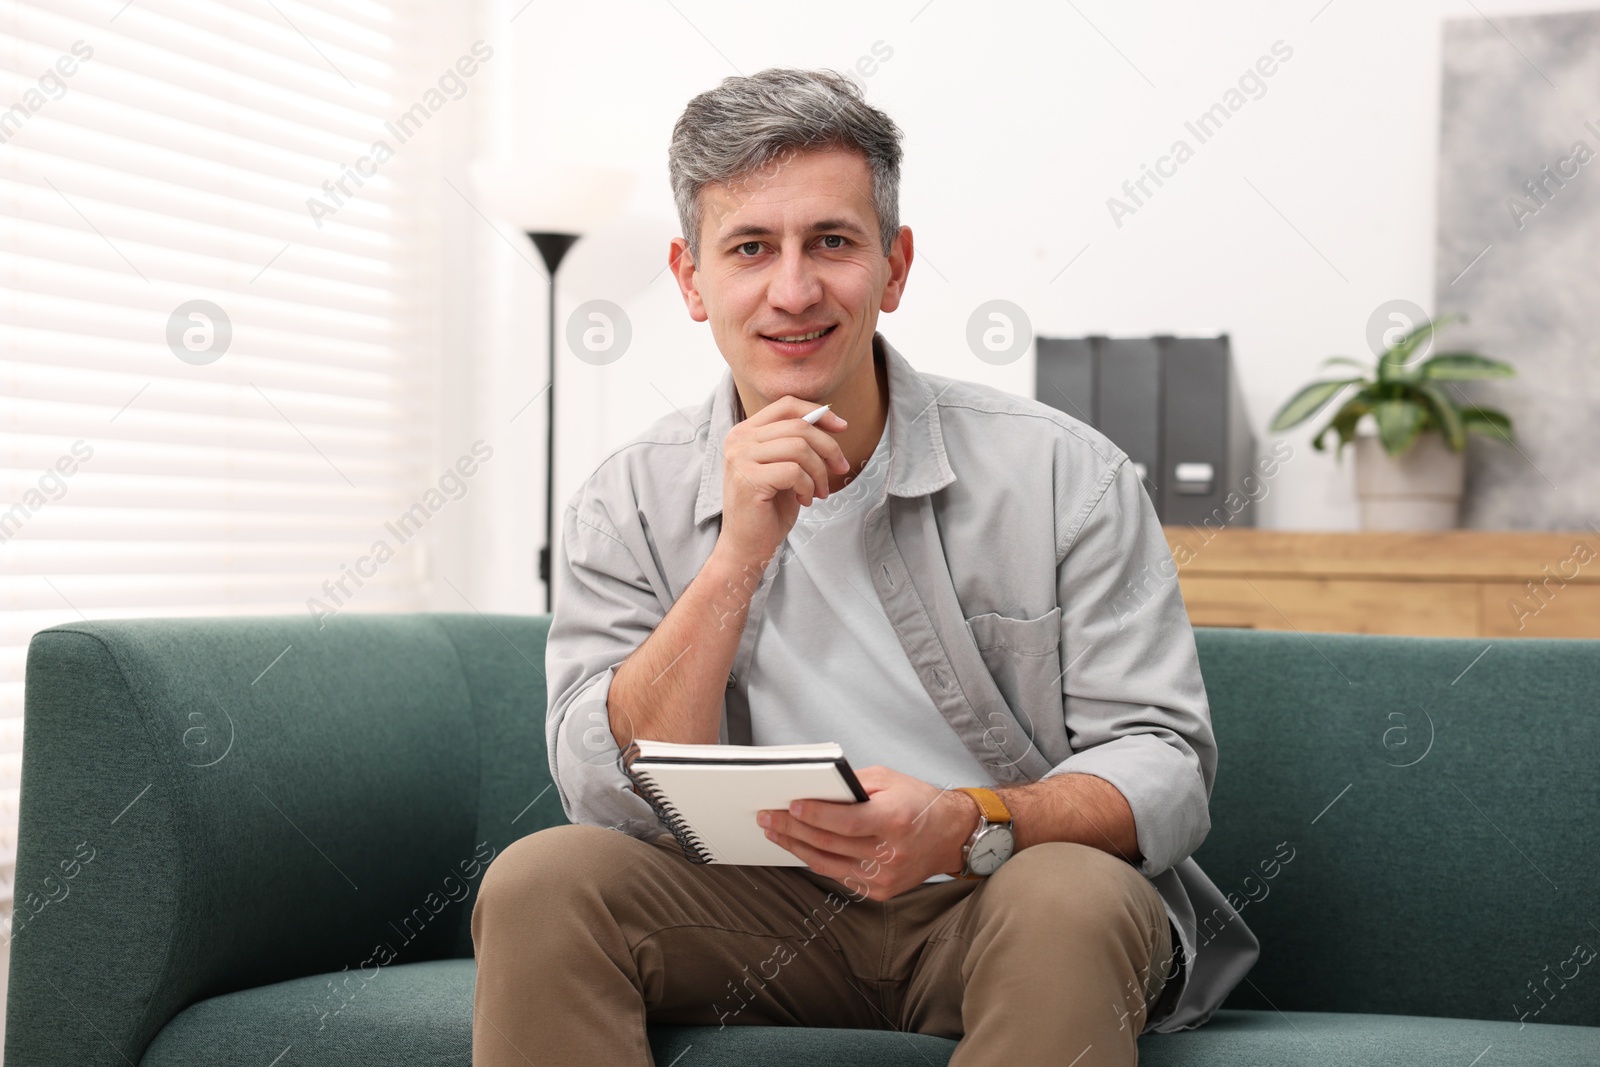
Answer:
[
  {"xmin": 545, "ymin": 501, "xmax": 668, "ymax": 840},
  {"xmin": 1044, "ymin": 454, "xmax": 1216, "ymax": 878}
]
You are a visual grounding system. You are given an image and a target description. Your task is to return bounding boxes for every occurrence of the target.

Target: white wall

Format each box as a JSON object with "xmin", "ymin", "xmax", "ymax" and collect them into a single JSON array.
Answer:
[{"xmin": 432, "ymin": 0, "xmax": 1597, "ymax": 615}]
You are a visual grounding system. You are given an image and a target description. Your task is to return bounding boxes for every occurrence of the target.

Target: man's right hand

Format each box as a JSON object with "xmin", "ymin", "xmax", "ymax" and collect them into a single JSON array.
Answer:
[{"xmin": 716, "ymin": 395, "xmax": 852, "ymax": 570}]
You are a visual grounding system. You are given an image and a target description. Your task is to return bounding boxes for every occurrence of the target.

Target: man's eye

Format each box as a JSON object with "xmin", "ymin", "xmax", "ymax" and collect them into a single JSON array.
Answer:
[
  {"xmin": 820, "ymin": 235, "xmax": 845, "ymax": 249},
  {"xmin": 737, "ymin": 241, "xmax": 762, "ymax": 256}
]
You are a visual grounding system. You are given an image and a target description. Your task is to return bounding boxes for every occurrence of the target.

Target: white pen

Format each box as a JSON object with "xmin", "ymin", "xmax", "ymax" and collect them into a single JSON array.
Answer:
[{"xmin": 801, "ymin": 403, "xmax": 832, "ymax": 425}]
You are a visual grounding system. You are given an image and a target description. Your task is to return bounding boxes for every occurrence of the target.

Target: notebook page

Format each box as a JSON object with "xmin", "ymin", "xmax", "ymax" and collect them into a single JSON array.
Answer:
[{"xmin": 637, "ymin": 760, "xmax": 861, "ymax": 866}]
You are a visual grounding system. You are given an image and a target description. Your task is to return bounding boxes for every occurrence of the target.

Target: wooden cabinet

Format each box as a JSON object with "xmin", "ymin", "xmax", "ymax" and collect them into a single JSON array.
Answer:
[{"xmin": 1162, "ymin": 527, "xmax": 1600, "ymax": 638}]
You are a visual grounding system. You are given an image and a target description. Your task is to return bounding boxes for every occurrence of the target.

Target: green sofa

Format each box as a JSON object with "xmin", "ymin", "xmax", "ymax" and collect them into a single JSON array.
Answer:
[{"xmin": 7, "ymin": 613, "xmax": 1598, "ymax": 1065}]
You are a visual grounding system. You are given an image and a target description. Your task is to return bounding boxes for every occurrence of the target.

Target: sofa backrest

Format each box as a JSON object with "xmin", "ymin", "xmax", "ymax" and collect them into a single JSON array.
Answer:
[
  {"xmin": 6, "ymin": 613, "xmax": 559, "ymax": 1067},
  {"xmin": 1190, "ymin": 627, "xmax": 1599, "ymax": 1028}
]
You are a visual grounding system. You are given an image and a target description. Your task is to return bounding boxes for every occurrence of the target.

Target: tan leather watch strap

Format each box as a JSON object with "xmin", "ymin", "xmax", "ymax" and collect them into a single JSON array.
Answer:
[{"xmin": 956, "ymin": 786, "xmax": 1011, "ymax": 824}]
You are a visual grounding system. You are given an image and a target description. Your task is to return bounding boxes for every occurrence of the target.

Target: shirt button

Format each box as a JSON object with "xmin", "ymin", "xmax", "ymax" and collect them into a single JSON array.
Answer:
[{"xmin": 726, "ymin": 671, "xmax": 736, "ymax": 688}]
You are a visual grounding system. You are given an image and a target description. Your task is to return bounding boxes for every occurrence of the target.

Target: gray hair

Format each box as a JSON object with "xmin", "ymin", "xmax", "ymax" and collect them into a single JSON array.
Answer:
[{"xmin": 668, "ymin": 68, "xmax": 904, "ymax": 264}]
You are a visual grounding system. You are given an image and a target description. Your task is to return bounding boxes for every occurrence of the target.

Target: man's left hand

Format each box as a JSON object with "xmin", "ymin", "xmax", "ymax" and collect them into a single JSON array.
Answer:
[{"xmin": 756, "ymin": 765, "xmax": 980, "ymax": 901}]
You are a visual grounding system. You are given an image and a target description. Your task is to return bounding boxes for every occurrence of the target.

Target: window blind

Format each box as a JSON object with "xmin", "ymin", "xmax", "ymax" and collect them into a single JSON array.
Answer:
[{"xmin": 0, "ymin": 0, "xmax": 441, "ymax": 939}]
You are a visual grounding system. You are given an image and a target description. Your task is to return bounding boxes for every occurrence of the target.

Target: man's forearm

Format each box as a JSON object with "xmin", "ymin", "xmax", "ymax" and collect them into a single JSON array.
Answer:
[
  {"xmin": 941, "ymin": 773, "xmax": 1142, "ymax": 870},
  {"xmin": 607, "ymin": 546, "xmax": 771, "ymax": 749},
  {"xmin": 1002, "ymin": 772, "xmax": 1141, "ymax": 862}
]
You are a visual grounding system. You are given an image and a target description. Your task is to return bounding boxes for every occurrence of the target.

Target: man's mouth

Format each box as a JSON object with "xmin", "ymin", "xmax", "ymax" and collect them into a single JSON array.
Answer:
[
  {"xmin": 760, "ymin": 324, "xmax": 838, "ymax": 354},
  {"xmin": 762, "ymin": 325, "xmax": 836, "ymax": 342}
]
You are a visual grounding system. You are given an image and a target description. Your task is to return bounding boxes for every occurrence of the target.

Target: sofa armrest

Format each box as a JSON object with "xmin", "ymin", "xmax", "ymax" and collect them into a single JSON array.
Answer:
[{"xmin": 5, "ymin": 613, "xmax": 554, "ymax": 1067}]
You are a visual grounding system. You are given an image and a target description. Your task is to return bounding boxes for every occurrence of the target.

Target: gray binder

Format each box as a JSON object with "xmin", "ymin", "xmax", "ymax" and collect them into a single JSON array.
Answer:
[{"xmin": 1034, "ymin": 334, "xmax": 1255, "ymax": 526}]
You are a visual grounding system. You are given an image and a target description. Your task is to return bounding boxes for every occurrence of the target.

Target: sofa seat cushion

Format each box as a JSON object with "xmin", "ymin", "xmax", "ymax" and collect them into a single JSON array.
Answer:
[
  {"xmin": 652, "ymin": 1011, "xmax": 1600, "ymax": 1067},
  {"xmin": 139, "ymin": 959, "xmax": 1598, "ymax": 1067},
  {"xmin": 654, "ymin": 1011, "xmax": 1599, "ymax": 1066},
  {"xmin": 1135, "ymin": 1009, "xmax": 1599, "ymax": 1067},
  {"xmin": 141, "ymin": 959, "xmax": 479, "ymax": 1066}
]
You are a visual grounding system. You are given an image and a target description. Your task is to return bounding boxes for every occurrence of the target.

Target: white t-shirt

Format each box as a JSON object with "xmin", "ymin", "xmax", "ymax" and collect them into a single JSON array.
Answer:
[{"xmin": 743, "ymin": 406, "xmax": 996, "ymax": 883}]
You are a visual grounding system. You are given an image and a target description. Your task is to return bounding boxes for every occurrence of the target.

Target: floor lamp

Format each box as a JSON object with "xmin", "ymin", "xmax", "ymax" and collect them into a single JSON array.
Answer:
[{"xmin": 471, "ymin": 161, "xmax": 635, "ymax": 613}]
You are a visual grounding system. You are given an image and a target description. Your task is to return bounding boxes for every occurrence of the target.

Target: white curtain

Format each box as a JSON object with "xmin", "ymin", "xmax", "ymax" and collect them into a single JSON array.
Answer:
[{"xmin": 0, "ymin": 0, "xmax": 450, "ymax": 942}]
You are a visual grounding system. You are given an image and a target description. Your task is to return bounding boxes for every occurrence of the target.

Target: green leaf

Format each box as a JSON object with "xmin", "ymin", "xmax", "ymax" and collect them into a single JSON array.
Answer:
[
  {"xmin": 1312, "ymin": 400, "xmax": 1370, "ymax": 458},
  {"xmin": 1419, "ymin": 352, "xmax": 1516, "ymax": 380},
  {"xmin": 1269, "ymin": 378, "xmax": 1363, "ymax": 432},
  {"xmin": 1373, "ymin": 399, "xmax": 1424, "ymax": 455},
  {"xmin": 1413, "ymin": 382, "xmax": 1466, "ymax": 451},
  {"xmin": 1319, "ymin": 355, "xmax": 1374, "ymax": 375},
  {"xmin": 1378, "ymin": 312, "xmax": 1461, "ymax": 382},
  {"xmin": 1460, "ymin": 405, "xmax": 1514, "ymax": 442}
]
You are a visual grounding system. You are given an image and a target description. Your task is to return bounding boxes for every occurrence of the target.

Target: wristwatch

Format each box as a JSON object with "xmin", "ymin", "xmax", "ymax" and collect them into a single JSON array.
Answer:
[{"xmin": 954, "ymin": 787, "xmax": 1015, "ymax": 879}]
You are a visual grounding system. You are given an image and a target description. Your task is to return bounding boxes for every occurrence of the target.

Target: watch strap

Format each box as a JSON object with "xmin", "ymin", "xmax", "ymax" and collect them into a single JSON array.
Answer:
[{"xmin": 956, "ymin": 786, "xmax": 1011, "ymax": 825}]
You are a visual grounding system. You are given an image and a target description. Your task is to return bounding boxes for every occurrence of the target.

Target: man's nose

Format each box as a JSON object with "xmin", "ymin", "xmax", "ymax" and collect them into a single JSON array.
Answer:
[{"xmin": 767, "ymin": 246, "xmax": 822, "ymax": 314}]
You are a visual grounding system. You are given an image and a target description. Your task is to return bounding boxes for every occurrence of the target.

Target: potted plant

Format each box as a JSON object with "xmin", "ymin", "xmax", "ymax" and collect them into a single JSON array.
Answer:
[{"xmin": 1268, "ymin": 314, "xmax": 1515, "ymax": 530}]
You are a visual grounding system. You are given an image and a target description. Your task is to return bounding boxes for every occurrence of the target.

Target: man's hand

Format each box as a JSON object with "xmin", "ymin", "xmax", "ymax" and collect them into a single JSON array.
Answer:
[
  {"xmin": 718, "ymin": 395, "xmax": 851, "ymax": 569},
  {"xmin": 756, "ymin": 766, "xmax": 981, "ymax": 901}
]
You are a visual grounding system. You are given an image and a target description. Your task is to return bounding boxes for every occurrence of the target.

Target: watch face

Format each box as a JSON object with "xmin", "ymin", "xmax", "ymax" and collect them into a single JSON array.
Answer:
[{"xmin": 969, "ymin": 826, "xmax": 1015, "ymax": 876}]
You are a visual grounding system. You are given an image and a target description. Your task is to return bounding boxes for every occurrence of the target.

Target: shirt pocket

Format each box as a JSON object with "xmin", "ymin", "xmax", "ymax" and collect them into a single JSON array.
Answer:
[{"xmin": 962, "ymin": 606, "xmax": 1064, "ymax": 730}]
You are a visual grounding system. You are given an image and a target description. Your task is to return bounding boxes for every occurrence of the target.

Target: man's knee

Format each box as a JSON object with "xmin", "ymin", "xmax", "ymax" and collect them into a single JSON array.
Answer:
[
  {"xmin": 983, "ymin": 841, "xmax": 1160, "ymax": 932},
  {"xmin": 475, "ymin": 823, "xmax": 644, "ymax": 919},
  {"xmin": 978, "ymin": 842, "xmax": 1173, "ymax": 1008},
  {"xmin": 992, "ymin": 840, "xmax": 1143, "ymax": 891}
]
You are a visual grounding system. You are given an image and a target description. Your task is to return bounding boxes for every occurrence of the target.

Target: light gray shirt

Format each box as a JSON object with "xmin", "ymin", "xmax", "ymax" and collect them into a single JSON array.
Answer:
[{"xmin": 544, "ymin": 332, "xmax": 1260, "ymax": 1032}]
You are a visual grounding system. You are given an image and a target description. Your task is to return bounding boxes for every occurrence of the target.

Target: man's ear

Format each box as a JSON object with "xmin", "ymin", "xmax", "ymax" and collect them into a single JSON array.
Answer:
[
  {"xmin": 668, "ymin": 237, "xmax": 708, "ymax": 323},
  {"xmin": 879, "ymin": 225, "xmax": 914, "ymax": 314}
]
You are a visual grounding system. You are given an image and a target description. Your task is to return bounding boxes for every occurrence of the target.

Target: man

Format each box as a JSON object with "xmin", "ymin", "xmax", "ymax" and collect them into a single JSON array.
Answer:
[{"xmin": 472, "ymin": 68, "xmax": 1259, "ymax": 1067}]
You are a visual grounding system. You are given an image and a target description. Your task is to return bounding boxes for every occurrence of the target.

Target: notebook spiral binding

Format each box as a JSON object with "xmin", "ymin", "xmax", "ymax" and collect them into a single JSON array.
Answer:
[{"xmin": 618, "ymin": 740, "xmax": 715, "ymax": 864}]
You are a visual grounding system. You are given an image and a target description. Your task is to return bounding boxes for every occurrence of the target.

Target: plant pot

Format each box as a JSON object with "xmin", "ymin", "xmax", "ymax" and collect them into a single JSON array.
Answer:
[{"xmin": 1353, "ymin": 431, "xmax": 1465, "ymax": 530}]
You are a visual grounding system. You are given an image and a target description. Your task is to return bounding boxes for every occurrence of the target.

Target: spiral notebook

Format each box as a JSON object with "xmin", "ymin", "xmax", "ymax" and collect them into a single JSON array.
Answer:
[{"xmin": 620, "ymin": 738, "xmax": 868, "ymax": 866}]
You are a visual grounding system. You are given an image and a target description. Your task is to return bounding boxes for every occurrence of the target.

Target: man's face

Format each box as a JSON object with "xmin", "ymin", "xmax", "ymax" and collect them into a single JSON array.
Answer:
[{"xmin": 669, "ymin": 145, "xmax": 912, "ymax": 410}]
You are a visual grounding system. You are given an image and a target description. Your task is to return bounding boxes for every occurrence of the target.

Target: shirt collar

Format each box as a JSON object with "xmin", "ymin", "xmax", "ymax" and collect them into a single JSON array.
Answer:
[{"xmin": 694, "ymin": 331, "xmax": 957, "ymax": 526}]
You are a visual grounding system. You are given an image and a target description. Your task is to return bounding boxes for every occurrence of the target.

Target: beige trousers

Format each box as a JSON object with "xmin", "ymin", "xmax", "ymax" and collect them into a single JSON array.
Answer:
[{"xmin": 471, "ymin": 822, "xmax": 1177, "ymax": 1067}]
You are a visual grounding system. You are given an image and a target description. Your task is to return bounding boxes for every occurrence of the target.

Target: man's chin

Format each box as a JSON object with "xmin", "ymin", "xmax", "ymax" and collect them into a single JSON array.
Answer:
[{"xmin": 729, "ymin": 356, "xmax": 827, "ymax": 415}]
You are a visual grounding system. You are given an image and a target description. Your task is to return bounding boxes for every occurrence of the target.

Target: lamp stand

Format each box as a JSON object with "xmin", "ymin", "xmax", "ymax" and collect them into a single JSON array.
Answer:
[{"xmin": 529, "ymin": 231, "xmax": 580, "ymax": 614}]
